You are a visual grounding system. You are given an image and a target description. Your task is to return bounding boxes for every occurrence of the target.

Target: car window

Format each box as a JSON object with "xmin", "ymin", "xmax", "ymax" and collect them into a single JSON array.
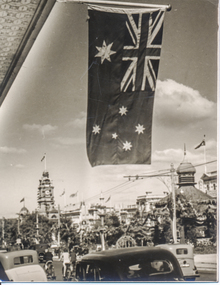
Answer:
[
  {"xmin": 14, "ymin": 255, "xmax": 33, "ymax": 265},
  {"xmin": 176, "ymin": 248, "xmax": 188, "ymax": 255},
  {"xmin": 76, "ymin": 262, "xmax": 116, "ymax": 281},
  {"xmin": 123, "ymin": 260, "xmax": 173, "ymax": 280},
  {"xmin": 76, "ymin": 263, "xmax": 102, "ymax": 281}
]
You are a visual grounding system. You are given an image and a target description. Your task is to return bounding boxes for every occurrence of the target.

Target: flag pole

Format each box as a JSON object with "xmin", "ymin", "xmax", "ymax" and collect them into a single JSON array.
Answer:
[
  {"xmin": 203, "ymin": 135, "xmax": 207, "ymax": 174},
  {"xmin": 99, "ymin": 191, "xmax": 105, "ymax": 250},
  {"xmin": 170, "ymin": 163, "xmax": 177, "ymax": 243},
  {"xmin": 63, "ymin": 190, "xmax": 66, "ymax": 211},
  {"xmin": 44, "ymin": 153, "xmax": 47, "ymax": 171},
  {"xmin": 57, "ymin": 0, "xmax": 172, "ymax": 11}
]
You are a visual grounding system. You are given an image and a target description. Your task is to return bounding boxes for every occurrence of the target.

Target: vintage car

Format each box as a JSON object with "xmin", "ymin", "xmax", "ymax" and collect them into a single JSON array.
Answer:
[
  {"xmin": 75, "ymin": 247, "xmax": 185, "ymax": 281},
  {"xmin": 0, "ymin": 250, "xmax": 47, "ymax": 281},
  {"xmin": 156, "ymin": 244, "xmax": 199, "ymax": 281}
]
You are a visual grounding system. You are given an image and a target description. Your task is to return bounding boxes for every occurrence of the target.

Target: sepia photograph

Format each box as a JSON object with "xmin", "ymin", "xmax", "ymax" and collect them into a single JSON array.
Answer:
[{"xmin": 0, "ymin": 0, "xmax": 218, "ymax": 282}]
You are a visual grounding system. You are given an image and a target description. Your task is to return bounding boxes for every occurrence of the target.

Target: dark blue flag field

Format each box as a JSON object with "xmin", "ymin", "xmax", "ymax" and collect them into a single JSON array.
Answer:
[{"xmin": 87, "ymin": 5, "xmax": 166, "ymax": 167}]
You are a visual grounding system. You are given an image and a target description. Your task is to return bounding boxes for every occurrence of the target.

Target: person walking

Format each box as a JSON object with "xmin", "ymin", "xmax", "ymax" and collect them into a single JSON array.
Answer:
[
  {"xmin": 70, "ymin": 248, "xmax": 77, "ymax": 274},
  {"xmin": 60, "ymin": 248, "xmax": 70, "ymax": 278}
]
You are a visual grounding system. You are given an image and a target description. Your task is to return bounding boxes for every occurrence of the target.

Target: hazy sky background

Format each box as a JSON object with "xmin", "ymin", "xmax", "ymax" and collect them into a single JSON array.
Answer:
[{"xmin": 0, "ymin": 0, "xmax": 218, "ymax": 218}]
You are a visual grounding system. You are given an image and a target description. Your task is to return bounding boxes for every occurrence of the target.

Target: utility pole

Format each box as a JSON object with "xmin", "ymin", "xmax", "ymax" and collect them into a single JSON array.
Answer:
[
  {"xmin": 17, "ymin": 214, "xmax": 20, "ymax": 235},
  {"xmin": 2, "ymin": 217, "xmax": 4, "ymax": 247},
  {"xmin": 36, "ymin": 210, "xmax": 39, "ymax": 238},
  {"xmin": 99, "ymin": 192, "xmax": 105, "ymax": 251},
  {"xmin": 170, "ymin": 163, "xmax": 177, "ymax": 243}
]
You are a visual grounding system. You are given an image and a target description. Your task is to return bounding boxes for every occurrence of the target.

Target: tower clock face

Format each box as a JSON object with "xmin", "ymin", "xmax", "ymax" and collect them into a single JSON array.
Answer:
[{"xmin": 45, "ymin": 190, "xmax": 50, "ymax": 195}]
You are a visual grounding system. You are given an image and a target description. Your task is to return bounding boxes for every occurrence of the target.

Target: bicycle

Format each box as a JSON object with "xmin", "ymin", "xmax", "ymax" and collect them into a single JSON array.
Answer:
[
  {"xmin": 44, "ymin": 260, "xmax": 56, "ymax": 280},
  {"xmin": 63, "ymin": 262, "xmax": 75, "ymax": 281}
]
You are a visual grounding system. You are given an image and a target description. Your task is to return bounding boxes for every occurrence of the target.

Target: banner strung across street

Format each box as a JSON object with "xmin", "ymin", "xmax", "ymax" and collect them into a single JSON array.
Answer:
[{"xmin": 87, "ymin": 5, "xmax": 166, "ymax": 166}]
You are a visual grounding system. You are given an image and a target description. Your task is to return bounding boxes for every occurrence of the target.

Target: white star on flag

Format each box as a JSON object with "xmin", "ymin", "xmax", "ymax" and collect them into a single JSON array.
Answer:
[
  {"xmin": 92, "ymin": 125, "xmax": 101, "ymax": 134},
  {"xmin": 112, "ymin": 133, "xmax": 118, "ymax": 139},
  {"xmin": 95, "ymin": 40, "xmax": 116, "ymax": 64},
  {"xmin": 123, "ymin": 141, "xmax": 132, "ymax": 151},
  {"xmin": 135, "ymin": 124, "xmax": 145, "ymax": 134},
  {"xmin": 119, "ymin": 106, "xmax": 128, "ymax": 116}
]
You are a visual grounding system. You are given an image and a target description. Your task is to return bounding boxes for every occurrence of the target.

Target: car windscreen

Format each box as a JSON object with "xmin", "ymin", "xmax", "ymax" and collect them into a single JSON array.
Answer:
[{"xmin": 120, "ymin": 259, "xmax": 174, "ymax": 281}]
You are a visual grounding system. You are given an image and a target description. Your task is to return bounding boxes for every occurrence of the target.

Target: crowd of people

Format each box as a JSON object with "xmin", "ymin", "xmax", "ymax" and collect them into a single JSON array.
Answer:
[{"xmin": 44, "ymin": 245, "xmax": 89, "ymax": 280}]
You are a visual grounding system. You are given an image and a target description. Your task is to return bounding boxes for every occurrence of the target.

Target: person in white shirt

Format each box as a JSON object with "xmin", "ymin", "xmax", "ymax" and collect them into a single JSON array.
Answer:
[{"xmin": 60, "ymin": 248, "xmax": 70, "ymax": 277}]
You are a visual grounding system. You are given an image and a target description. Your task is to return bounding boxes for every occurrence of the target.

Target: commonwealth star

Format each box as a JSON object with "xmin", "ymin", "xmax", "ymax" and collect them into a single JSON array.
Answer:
[
  {"xmin": 123, "ymin": 141, "xmax": 132, "ymax": 151},
  {"xmin": 95, "ymin": 41, "xmax": 116, "ymax": 64},
  {"xmin": 92, "ymin": 125, "xmax": 101, "ymax": 134},
  {"xmin": 135, "ymin": 124, "xmax": 145, "ymax": 134},
  {"xmin": 112, "ymin": 133, "xmax": 118, "ymax": 139},
  {"xmin": 119, "ymin": 106, "xmax": 128, "ymax": 116}
]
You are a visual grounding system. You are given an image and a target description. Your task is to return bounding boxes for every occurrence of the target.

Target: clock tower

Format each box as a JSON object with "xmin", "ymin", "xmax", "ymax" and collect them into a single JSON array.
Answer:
[{"xmin": 37, "ymin": 170, "xmax": 55, "ymax": 216}]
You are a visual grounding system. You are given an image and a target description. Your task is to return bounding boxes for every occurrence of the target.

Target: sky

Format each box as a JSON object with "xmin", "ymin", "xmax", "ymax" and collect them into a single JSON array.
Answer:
[{"xmin": 0, "ymin": 0, "xmax": 218, "ymax": 218}]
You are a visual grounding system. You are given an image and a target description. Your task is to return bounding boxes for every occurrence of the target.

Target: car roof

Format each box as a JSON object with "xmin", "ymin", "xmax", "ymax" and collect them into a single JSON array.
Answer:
[
  {"xmin": 156, "ymin": 244, "xmax": 194, "ymax": 255},
  {"xmin": 0, "ymin": 250, "xmax": 38, "ymax": 270},
  {"xmin": 80, "ymin": 247, "xmax": 181, "ymax": 265}
]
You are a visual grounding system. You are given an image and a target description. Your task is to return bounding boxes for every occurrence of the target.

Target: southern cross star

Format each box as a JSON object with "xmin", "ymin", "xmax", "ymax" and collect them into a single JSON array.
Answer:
[
  {"xmin": 123, "ymin": 141, "xmax": 132, "ymax": 151},
  {"xmin": 112, "ymin": 133, "xmax": 118, "ymax": 139},
  {"xmin": 119, "ymin": 106, "xmax": 128, "ymax": 116},
  {"xmin": 135, "ymin": 124, "xmax": 145, "ymax": 134},
  {"xmin": 95, "ymin": 41, "xmax": 116, "ymax": 64},
  {"xmin": 92, "ymin": 125, "xmax": 101, "ymax": 134}
]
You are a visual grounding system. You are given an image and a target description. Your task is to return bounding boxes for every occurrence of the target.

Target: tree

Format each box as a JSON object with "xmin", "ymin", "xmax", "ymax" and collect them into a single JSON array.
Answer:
[
  {"xmin": 59, "ymin": 215, "xmax": 78, "ymax": 246},
  {"xmin": 204, "ymin": 206, "xmax": 217, "ymax": 243},
  {"xmin": 0, "ymin": 218, "xmax": 17, "ymax": 246},
  {"xmin": 19, "ymin": 213, "xmax": 54, "ymax": 244}
]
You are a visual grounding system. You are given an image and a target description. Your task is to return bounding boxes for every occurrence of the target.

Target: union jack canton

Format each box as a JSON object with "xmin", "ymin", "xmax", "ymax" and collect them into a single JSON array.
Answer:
[{"xmin": 121, "ymin": 10, "xmax": 165, "ymax": 92}]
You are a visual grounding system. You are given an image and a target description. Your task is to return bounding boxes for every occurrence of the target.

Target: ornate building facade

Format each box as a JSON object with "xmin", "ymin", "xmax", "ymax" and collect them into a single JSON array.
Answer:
[{"xmin": 37, "ymin": 171, "xmax": 58, "ymax": 219}]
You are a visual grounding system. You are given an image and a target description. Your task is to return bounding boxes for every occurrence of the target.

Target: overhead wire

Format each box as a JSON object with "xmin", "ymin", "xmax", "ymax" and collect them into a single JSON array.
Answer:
[{"xmin": 69, "ymin": 159, "xmax": 217, "ymax": 206}]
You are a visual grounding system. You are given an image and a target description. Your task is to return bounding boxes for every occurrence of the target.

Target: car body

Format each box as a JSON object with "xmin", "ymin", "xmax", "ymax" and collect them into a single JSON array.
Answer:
[
  {"xmin": 0, "ymin": 250, "xmax": 47, "ymax": 281},
  {"xmin": 76, "ymin": 247, "xmax": 185, "ymax": 281},
  {"xmin": 156, "ymin": 244, "xmax": 199, "ymax": 281},
  {"xmin": 0, "ymin": 247, "xmax": 7, "ymax": 253}
]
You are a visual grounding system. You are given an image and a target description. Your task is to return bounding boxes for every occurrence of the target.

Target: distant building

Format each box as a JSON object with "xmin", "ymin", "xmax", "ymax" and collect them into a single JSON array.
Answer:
[
  {"xmin": 18, "ymin": 206, "xmax": 30, "ymax": 224},
  {"xmin": 199, "ymin": 171, "xmax": 217, "ymax": 198},
  {"xmin": 63, "ymin": 206, "xmax": 81, "ymax": 226},
  {"xmin": 37, "ymin": 170, "xmax": 58, "ymax": 219},
  {"xmin": 63, "ymin": 202, "xmax": 115, "ymax": 230},
  {"xmin": 157, "ymin": 152, "xmax": 214, "ymax": 207},
  {"xmin": 176, "ymin": 157, "xmax": 196, "ymax": 186},
  {"xmin": 156, "ymin": 151, "xmax": 216, "ymax": 242},
  {"xmin": 120, "ymin": 204, "xmax": 137, "ymax": 224},
  {"xmin": 137, "ymin": 192, "xmax": 168, "ymax": 213}
]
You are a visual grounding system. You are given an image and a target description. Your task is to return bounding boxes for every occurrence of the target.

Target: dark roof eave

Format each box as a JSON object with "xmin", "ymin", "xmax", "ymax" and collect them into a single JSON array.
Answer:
[{"xmin": 0, "ymin": 0, "xmax": 56, "ymax": 106}]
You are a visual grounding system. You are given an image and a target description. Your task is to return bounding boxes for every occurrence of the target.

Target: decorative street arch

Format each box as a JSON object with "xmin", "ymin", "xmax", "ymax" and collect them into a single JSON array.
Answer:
[{"xmin": 116, "ymin": 235, "xmax": 136, "ymax": 248}]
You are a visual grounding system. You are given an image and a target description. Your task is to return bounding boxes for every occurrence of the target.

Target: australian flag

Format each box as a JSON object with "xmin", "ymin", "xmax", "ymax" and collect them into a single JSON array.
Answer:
[{"xmin": 87, "ymin": 5, "xmax": 166, "ymax": 167}]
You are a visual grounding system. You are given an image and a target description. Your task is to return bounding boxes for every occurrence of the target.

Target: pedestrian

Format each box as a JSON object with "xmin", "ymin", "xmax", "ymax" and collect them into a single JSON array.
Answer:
[
  {"xmin": 44, "ymin": 248, "xmax": 53, "ymax": 262},
  {"xmin": 70, "ymin": 248, "xmax": 76, "ymax": 273},
  {"xmin": 60, "ymin": 248, "xmax": 70, "ymax": 278}
]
